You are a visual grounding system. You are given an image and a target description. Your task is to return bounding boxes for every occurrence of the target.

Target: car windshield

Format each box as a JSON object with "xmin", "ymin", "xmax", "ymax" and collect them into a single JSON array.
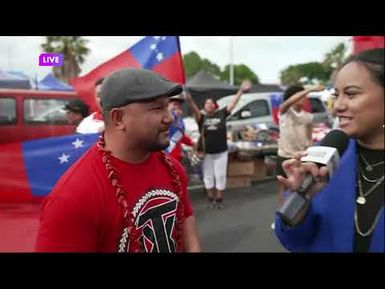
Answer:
[{"xmin": 217, "ymin": 94, "xmax": 264, "ymax": 113}]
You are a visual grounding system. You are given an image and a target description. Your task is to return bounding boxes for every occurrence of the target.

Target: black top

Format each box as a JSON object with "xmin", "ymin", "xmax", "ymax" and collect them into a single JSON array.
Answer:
[
  {"xmin": 353, "ymin": 144, "xmax": 384, "ymax": 253},
  {"xmin": 198, "ymin": 108, "xmax": 230, "ymax": 154}
]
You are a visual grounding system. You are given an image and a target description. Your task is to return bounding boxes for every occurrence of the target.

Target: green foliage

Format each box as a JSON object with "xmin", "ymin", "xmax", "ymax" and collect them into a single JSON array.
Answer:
[
  {"xmin": 41, "ymin": 36, "xmax": 90, "ymax": 83},
  {"xmin": 183, "ymin": 51, "xmax": 259, "ymax": 86},
  {"xmin": 280, "ymin": 42, "xmax": 350, "ymax": 86},
  {"xmin": 183, "ymin": 52, "xmax": 202, "ymax": 77},
  {"xmin": 221, "ymin": 64, "xmax": 259, "ymax": 86}
]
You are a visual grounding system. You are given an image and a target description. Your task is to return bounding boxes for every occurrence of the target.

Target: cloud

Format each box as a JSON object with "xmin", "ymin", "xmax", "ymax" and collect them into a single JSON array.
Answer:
[{"xmin": 0, "ymin": 36, "xmax": 351, "ymax": 83}]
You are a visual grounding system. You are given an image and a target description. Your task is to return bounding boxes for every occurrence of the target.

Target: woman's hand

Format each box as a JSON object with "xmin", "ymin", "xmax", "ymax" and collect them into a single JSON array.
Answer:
[
  {"xmin": 182, "ymin": 91, "xmax": 193, "ymax": 102},
  {"xmin": 277, "ymin": 151, "xmax": 329, "ymax": 200},
  {"xmin": 239, "ymin": 80, "xmax": 252, "ymax": 93}
]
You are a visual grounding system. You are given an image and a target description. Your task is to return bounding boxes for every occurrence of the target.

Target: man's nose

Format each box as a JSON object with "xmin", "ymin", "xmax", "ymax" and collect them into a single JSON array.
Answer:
[{"xmin": 163, "ymin": 109, "xmax": 174, "ymax": 124}]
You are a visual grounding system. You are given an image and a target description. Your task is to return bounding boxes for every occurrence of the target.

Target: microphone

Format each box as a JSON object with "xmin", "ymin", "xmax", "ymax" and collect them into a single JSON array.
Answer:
[{"xmin": 276, "ymin": 129, "xmax": 349, "ymax": 227}]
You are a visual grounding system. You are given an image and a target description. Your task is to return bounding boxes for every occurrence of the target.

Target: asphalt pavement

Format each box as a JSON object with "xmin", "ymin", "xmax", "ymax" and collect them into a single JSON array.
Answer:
[{"xmin": 189, "ymin": 178, "xmax": 288, "ymax": 252}]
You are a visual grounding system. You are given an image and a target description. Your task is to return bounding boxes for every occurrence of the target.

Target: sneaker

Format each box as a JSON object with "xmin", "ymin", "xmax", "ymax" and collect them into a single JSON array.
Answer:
[
  {"xmin": 271, "ymin": 222, "xmax": 275, "ymax": 230},
  {"xmin": 216, "ymin": 202, "xmax": 223, "ymax": 209},
  {"xmin": 207, "ymin": 198, "xmax": 216, "ymax": 209},
  {"xmin": 215, "ymin": 198, "xmax": 223, "ymax": 209}
]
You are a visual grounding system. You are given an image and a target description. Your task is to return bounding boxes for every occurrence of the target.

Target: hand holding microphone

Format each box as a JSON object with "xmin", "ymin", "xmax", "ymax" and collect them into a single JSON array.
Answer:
[
  {"xmin": 277, "ymin": 151, "xmax": 330, "ymax": 200},
  {"xmin": 276, "ymin": 130, "xmax": 349, "ymax": 227}
]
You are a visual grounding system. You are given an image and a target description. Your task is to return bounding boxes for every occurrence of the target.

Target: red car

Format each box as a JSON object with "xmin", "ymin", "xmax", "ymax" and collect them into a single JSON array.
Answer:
[{"xmin": 0, "ymin": 89, "xmax": 78, "ymax": 144}]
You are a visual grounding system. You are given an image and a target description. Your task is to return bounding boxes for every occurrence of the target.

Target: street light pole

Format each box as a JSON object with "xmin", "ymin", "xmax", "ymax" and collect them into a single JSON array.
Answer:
[{"xmin": 229, "ymin": 37, "xmax": 234, "ymax": 86}]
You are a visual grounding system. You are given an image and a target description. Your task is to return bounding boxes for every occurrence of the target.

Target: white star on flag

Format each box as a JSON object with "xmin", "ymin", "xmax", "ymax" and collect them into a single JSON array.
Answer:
[
  {"xmin": 156, "ymin": 52, "xmax": 163, "ymax": 61},
  {"xmin": 150, "ymin": 44, "xmax": 157, "ymax": 50},
  {"xmin": 72, "ymin": 138, "xmax": 84, "ymax": 149},
  {"xmin": 58, "ymin": 153, "xmax": 70, "ymax": 164}
]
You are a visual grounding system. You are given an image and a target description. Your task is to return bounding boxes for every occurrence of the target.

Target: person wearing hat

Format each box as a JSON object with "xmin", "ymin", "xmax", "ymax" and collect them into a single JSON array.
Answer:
[
  {"xmin": 76, "ymin": 77, "xmax": 105, "ymax": 134},
  {"xmin": 165, "ymin": 94, "xmax": 194, "ymax": 162},
  {"xmin": 35, "ymin": 68, "xmax": 201, "ymax": 252},
  {"xmin": 64, "ymin": 98, "xmax": 90, "ymax": 128}
]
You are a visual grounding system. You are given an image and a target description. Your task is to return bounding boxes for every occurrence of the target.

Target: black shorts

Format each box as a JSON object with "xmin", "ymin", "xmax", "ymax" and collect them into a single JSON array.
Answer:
[{"xmin": 276, "ymin": 155, "xmax": 291, "ymax": 178}]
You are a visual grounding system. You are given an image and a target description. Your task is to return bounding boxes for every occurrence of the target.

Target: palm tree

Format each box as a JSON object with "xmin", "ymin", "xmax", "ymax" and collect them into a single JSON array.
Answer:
[
  {"xmin": 41, "ymin": 36, "xmax": 90, "ymax": 83},
  {"xmin": 322, "ymin": 42, "xmax": 349, "ymax": 84}
]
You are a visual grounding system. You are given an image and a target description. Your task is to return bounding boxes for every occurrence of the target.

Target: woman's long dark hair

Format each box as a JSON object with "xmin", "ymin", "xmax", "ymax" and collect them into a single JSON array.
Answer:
[{"xmin": 343, "ymin": 48, "xmax": 384, "ymax": 88}]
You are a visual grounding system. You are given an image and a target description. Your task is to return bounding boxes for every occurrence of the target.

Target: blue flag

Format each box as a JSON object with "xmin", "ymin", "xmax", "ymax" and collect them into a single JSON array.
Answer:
[{"xmin": 23, "ymin": 133, "xmax": 99, "ymax": 197}]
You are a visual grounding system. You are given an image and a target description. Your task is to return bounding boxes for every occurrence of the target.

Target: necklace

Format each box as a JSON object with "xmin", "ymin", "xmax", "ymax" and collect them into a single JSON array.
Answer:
[
  {"xmin": 355, "ymin": 206, "xmax": 384, "ymax": 237},
  {"xmin": 356, "ymin": 174, "xmax": 384, "ymax": 205},
  {"xmin": 359, "ymin": 168, "xmax": 384, "ymax": 183},
  {"xmin": 96, "ymin": 134, "xmax": 184, "ymax": 252},
  {"xmin": 359, "ymin": 153, "xmax": 385, "ymax": 172}
]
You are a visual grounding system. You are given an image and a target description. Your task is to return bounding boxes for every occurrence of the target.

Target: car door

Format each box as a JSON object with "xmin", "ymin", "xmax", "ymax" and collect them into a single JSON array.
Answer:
[{"xmin": 308, "ymin": 97, "xmax": 332, "ymax": 126}]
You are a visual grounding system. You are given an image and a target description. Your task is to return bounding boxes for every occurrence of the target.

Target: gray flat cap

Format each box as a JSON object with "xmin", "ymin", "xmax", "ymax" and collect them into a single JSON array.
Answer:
[{"xmin": 100, "ymin": 68, "xmax": 183, "ymax": 110}]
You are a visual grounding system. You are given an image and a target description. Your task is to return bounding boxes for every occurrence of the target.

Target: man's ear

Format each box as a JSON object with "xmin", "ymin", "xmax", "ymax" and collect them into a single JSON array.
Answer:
[{"xmin": 109, "ymin": 108, "xmax": 125, "ymax": 130}]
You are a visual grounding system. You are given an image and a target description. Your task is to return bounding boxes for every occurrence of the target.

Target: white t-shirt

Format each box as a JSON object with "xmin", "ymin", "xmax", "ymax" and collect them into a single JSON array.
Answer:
[
  {"xmin": 76, "ymin": 112, "xmax": 105, "ymax": 134},
  {"xmin": 278, "ymin": 107, "xmax": 313, "ymax": 158}
]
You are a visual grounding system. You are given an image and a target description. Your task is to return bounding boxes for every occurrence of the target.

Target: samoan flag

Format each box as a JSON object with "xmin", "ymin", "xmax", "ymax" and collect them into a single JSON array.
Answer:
[
  {"xmin": 165, "ymin": 111, "xmax": 185, "ymax": 154},
  {"xmin": 0, "ymin": 133, "xmax": 99, "ymax": 202},
  {"xmin": 269, "ymin": 92, "xmax": 312, "ymax": 124},
  {"xmin": 269, "ymin": 93, "xmax": 283, "ymax": 125},
  {"xmin": 70, "ymin": 36, "xmax": 186, "ymax": 113}
]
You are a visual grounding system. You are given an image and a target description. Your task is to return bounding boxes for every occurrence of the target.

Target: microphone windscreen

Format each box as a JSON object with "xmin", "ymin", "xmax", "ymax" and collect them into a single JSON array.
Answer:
[{"xmin": 319, "ymin": 129, "xmax": 349, "ymax": 156}]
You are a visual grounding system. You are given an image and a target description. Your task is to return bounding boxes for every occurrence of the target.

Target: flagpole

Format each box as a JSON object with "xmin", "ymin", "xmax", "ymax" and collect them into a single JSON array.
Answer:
[{"xmin": 229, "ymin": 37, "xmax": 234, "ymax": 86}]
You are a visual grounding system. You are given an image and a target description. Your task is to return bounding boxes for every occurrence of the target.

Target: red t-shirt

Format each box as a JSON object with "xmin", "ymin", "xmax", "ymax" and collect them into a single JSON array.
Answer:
[{"xmin": 35, "ymin": 146, "xmax": 193, "ymax": 252}]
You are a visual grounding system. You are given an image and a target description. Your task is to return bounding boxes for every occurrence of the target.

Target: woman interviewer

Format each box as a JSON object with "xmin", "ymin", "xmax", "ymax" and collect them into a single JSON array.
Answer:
[{"xmin": 274, "ymin": 48, "xmax": 384, "ymax": 252}]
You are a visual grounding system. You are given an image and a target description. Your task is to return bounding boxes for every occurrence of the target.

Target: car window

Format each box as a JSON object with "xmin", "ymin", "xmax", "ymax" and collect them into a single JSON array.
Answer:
[
  {"xmin": 24, "ymin": 98, "xmax": 69, "ymax": 124},
  {"xmin": 0, "ymin": 97, "xmax": 17, "ymax": 124},
  {"xmin": 229, "ymin": 99, "xmax": 270, "ymax": 120},
  {"xmin": 309, "ymin": 98, "xmax": 326, "ymax": 113}
]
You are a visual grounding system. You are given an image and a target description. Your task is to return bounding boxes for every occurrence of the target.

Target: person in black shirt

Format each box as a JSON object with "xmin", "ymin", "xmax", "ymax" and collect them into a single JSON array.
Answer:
[{"xmin": 184, "ymin": 80, "xmax": 251, "ymax": 208}]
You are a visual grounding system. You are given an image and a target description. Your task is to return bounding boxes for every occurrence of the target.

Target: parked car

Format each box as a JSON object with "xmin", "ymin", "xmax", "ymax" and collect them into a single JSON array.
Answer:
[
  {"xmin": 0, "ymin": 89, "xmax": 78, "ymax": 144},
  {"xmin": 216, "ymin": 92, "xmax": 332, "ymax": 132}
]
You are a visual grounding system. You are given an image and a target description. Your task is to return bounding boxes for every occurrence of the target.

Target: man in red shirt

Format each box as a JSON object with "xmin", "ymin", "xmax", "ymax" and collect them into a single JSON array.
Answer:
[{"xmin": 35, "ymin": 68, "xmax": 201, "ymax": 252}]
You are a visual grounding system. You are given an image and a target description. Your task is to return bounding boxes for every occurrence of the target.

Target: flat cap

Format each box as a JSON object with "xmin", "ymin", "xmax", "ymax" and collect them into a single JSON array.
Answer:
[{"xmin": 100, "ymin": 68, "xmax": 183, "ymax": 109}]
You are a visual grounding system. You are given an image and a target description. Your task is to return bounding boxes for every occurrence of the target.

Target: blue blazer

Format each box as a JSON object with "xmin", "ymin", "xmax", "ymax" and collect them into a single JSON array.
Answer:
[{"xmin": 275, "ymin": 139, "xmax": 384, "ymax": 252}]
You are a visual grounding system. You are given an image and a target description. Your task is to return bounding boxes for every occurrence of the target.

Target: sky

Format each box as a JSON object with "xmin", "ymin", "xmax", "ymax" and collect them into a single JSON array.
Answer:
[{"xmin": 0, "ymin": 36, "xmax": 352, "ymax": 84}]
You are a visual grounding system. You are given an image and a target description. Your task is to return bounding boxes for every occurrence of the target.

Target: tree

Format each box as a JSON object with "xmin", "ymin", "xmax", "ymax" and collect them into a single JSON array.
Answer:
[
  {"xmin": 41, "ymin": 36, "xmax": 90, "ymax": 83},
  {"xmin": 183, "ymin": 51, "xmax": 260, "ymax": 85},
  {"xmin": 279, "ymin": 42, "xmax": 350, "ymax": 86},
  {"xmin": 183, "ymin": 51, "xmax": 222, "ymax": 79},
  {"xmin": 201, "ymin": 59, "xmax": 221, "ymax": 77},
  {"xmin": 183, "ymin": 52, "xmax": 202, "ymax": 77},
  {"xmin": 323, "ymin": 42, "xmax": 348, "ymax": 71},
  {"xmin": 280, "ymin": 62, "xmax": 329, "ymax": 86},
  {"xmin": 221, "ymin": 64, "xmax": 260, "ymax": 86},
  {"xmin": 280, "ymin": 65, "xmax": 303, "ymax": 86},
  {"xmin": 322, "ymin": 42, "xmax": 349, "ymax": 84}
]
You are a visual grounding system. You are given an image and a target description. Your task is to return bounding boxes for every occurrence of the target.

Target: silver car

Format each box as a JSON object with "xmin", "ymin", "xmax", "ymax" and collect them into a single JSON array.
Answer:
[{"xmin": 217, "ymin": 92, "xmax": 332, "ymax": 132}]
